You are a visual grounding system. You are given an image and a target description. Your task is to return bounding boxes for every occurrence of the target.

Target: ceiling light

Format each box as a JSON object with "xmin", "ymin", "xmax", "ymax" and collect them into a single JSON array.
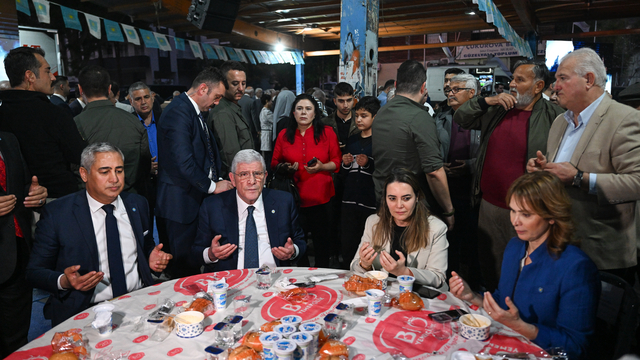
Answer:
[
  {"xmin": 275, "ymin": 43, "xmax": 285, "ymax": 52},
  {"xmin": 466, "ymin": 11, "xmax": 476, "ymax": 15},
  {"xmin": 275, "ymin": 9, "xmax": 290, "ymax": 13}
]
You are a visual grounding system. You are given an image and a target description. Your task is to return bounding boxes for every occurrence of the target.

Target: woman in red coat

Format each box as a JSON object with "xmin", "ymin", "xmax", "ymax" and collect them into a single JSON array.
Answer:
[{"xmin": 271, "ymin": 94, "xmax": 341, "ymax": 267}]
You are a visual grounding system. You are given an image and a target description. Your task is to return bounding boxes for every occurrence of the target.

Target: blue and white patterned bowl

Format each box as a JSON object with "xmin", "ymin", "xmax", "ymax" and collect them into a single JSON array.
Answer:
[
  {"xmin": 175, "ymin": 311, "xmax": 205, "ymax": 338},
  {"xmin": 459, "ymin": 314, "xmax": 491, "ymax": 341}
]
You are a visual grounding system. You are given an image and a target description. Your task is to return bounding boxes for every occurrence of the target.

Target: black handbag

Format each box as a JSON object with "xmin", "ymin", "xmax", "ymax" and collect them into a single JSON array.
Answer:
[{"xmin": 267, "ymin": 163, "xmax": 301, "ymax": 207}]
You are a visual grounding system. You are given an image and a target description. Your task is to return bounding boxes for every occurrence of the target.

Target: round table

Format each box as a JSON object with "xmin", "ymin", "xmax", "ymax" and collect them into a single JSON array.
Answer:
[{"xmin": 9, "ymin": 268, "xmax": 544, "ymax": 360}]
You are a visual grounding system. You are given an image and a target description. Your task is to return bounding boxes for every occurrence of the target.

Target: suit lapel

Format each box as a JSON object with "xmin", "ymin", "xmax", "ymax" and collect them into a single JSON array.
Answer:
[
  {"xmin": 264, "ymin": 189, "xmax": 280, "ymax": 250},
  {"xmin": 223, "ymin": 191, "xmax": 240, "ymax": 267},
  {"xmin": 569, "ymin": 96, "xmax": 609, "ymax": 166},
  {"xmin": 73, "ymin": 191, "xmax": 100, "ymax": 267}
]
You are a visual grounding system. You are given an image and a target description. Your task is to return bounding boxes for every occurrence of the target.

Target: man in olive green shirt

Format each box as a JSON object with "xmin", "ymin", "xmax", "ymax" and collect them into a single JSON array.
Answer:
[
  {"xmin": 208, "ymin": 61, "xmax": 255, "ymax": 175},
  {"xmin": 372, "ymin": 60, "xmax": 454, "ymax": 230},
  {"xmin": 74, "ymin": 65, "xmax": 151, "ymax": 194}
]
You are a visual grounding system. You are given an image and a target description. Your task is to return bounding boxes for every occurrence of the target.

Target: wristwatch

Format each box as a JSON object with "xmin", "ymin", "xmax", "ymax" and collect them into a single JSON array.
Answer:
[{"xmin": 572, "ymin": 169, "xmax": 584, "ymax": 188}]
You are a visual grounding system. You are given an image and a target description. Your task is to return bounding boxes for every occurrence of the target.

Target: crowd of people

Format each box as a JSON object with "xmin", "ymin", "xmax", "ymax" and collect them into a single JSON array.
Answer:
[{"xmin": 1, "ymin": 43, "xmax": 640, "ymax": 358}]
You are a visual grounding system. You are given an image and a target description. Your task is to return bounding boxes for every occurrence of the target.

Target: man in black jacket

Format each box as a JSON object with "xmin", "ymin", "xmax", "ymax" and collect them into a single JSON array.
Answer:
[
  {"xmin": 0, "ymin": 46, "xmax": 87, "ymax": 199},
  {"xmin": 50, "ymin": 75, "xmax": 73, "ymax": 117},
  {"xmin": 0, "ymin": 132, "xmax": 47, "ymax": 357}
]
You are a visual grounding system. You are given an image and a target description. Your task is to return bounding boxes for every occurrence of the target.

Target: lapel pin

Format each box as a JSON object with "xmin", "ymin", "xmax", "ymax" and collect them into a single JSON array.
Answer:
[
  {"xmin": 271, "ymin": 210, "xmax": 275, "ymax": 213},
  {"xmin": 132, "ymin": 208, "xmax": 137, "ymax": 212},
  {"xmin": 538, "ymin": 287, "xmax": 543, "ymax": 293}
]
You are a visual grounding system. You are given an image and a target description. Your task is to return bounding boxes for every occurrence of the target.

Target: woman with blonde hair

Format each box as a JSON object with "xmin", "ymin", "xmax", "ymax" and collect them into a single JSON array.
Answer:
[
  {"xmin": 350, "ymin": 168, "xmax": 448, "ymax": 290},
  {"xmin": 449, "ymin": 171, "xmax": 599, "ymax": 359}
]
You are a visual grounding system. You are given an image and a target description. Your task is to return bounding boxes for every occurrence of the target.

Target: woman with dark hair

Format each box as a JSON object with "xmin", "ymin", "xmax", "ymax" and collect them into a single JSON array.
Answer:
[
  {"xmin": 350, "ymin": 168, "xmax": 448, "ymax": 290},
  {"xmin": 449, "ymin": 171, "xmax": 599, "ymax": 359},
  {"xmin": 271, "ymin": 94, "xmax": 341, "ymax": 267}
]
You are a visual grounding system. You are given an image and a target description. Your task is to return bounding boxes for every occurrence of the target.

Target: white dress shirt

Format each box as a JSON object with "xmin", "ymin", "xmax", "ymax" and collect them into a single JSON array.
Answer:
[
  {"xmin": 57, "ymin": 194, "xmax": 142, "ymax": 302},
  {"xmin": 203, "ymin": 193, "xmax": 281, "ymax": 269},
  {"xmin": 555, "ymin": 92, "xmax": 606, "ymax": 194},
  {"xmin": 187, "ymin": 94, "xmax": 217, "ymax": 193}
]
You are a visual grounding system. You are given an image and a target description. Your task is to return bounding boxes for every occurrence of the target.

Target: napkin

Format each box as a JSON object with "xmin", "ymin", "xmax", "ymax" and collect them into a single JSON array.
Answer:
[
  {"xmin": 274, "ymin": 277, "xmax": 297, "ymax": 292},
  {"xmin": 340, "ymin": 297, "xmax": 369, "ymax": 308}
]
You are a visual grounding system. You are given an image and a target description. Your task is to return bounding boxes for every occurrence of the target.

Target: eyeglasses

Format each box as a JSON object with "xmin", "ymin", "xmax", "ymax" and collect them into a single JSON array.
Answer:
[
  {"xmin": 444, "ymin": 88, "xmax": 472, "ymax": 95},
  {"xmin": 234, "ymin": 171, "xmax": 266, "ymax": 181}
]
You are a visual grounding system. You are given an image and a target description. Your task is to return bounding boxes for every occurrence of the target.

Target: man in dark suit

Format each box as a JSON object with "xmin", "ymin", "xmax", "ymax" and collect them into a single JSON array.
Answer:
[
  {"xmin": 156, "ymin": 67, "xmax": 233, "ymax": 278},
  {"xmin": 26, "ymin": 143, "xmax": 172, "ymax": 326},
  {"xmin": 192, "ymin": 150, "xmax": 305, "ymax": 272},
  {"xmin": 0, "ymin": 46, "xmax": 87, "ymax": 199},
  {"xmin": 50, "ymin": 75, "xmax": 73, "ymax": 117},
  {"xmin": 238, "ymin": 86, "xmax": 260, "ymax": 150},
  {"xmin": 0, "ymin": 132, "xmax": 47, "ymax": 357}
]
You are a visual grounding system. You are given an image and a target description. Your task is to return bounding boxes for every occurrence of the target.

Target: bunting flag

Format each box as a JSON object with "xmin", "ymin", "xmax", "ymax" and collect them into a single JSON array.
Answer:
[
  {"xmin": 280, "ymin": 51, "xmax": 295, "ymax": 65},
  {"xmin": 121, "ymin": 24, "xmax": 140, "ymax": 45},
  {"xmin": 139, "ymin": 29, "xmax": 159, "ymax": 48},
  {"xmin": 16, "ymin": 0, "xmax": 31, "ymax": 16},
  {"xmin": 224, "ymin": 47, "xmax": 241, "ymax": 61},
  {"xmin": 84, "ymin": 14, "xmax": 102, "ymax": 39},
  {"xmin": 174, "ymin": 37, "xmax": 185, "ymax": 51},
  {"xmin": 104, "ymin": 20, "xmax": 124, "ymax": 42},
  {"xmin": 236, "ymin": 49, "xmax": 248, "ymax": 63},
  {"xmin": 272, "ymin": 52, "xmax": 285, "ymax": 64},
  {"xmin": 472, "ymin": 0, "xmax": 533, "ymax": 58},
  {"xmin": 202, "ymin": 44, "xmax": 218, "ymax": 59},
  {"xmin": 32, "ymin": 0, "xmax": 51, "ymax": 24},
  {"xmin": 214, "ymin": 46, "xmax": 228, "ymax": 61},
  {"xmin": 252, "ymin": 50, "xmax": 264, "ymax": 64},
  {"xmin": 260, "ymin": 51, "xmax": 272, "ymax": 64},
  {"xmin": 60, "ymin": 6, "xmax": 82, "ymax": 30},
  {"xmin": 155, "ymin": 33, "xmax": 172, "ymax": 51},
  {"xmin": 243, "ymin": 50, "xmax": 256, "ymax": 65},
  {"xmin": 189, "ymin": 40, "xmax": 203, "ymax": 59}
]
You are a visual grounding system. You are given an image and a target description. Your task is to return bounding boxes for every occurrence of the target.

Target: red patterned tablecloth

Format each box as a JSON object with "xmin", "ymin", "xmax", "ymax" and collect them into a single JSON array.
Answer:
[{"xmin": 9, "ymin": 268, "xmax": 544, "ymax": 360}]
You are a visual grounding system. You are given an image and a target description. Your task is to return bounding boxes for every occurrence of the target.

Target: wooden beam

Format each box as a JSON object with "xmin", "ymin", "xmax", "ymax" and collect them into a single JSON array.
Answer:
[
  {"xmin": 541, "ymin": 27, "xmax": 640, "ymax": 40},
  {"xmin": 305, "ymin": 38, "xmax": 508, "ymax": 56},
  {"xmin": 239, "ymin": 1, "xmax": 339, "ymax": 16},
  {"xmin": 510, "ymin": 0, "xmax": 537, "ymax": 33}
]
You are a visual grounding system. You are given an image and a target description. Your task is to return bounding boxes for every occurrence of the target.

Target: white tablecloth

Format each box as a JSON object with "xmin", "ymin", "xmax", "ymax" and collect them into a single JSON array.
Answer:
[{"xmin": 9, "ymin": 268, "xmax": 544, "ymax": 360}]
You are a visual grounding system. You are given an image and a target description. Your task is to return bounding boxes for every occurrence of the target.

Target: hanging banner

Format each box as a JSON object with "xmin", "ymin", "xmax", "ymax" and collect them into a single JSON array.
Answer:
[
  {"xmin": 84, "ymin": 14, "xmax": 102, "ymax": 39},
  {"xmin": 189, "ymin": 40, "xmax": 203, "ymax": 59},
  {"xmin": 104, "ymin": 19, "xmax": 124, "ymax": 42},
  {"xmin": 202, "ymin": 44, "xmax": 218, "ymax": 59},
  {"xmin": 243, "ymin": 50, "xmax": 256, "ymax": 65},
  {"xmin": 224, "ymin": 47, "xmax": 241, "ymax": 62},
  {"xmin": 259, "ymin": 51, "xmax": 272, "ymax": 64},
  {"xmin": 252, "ymin": 50, "xmax": 265, "ymax": 64},
  {"xmin": 60, "ymin": 6, "xmax": 82, "ymax": 31},
  {"xmin": 121, "ymin": 24, "xmax": 140, "ymax": 45},
  {"xmin": 139, "ymin": 29, "xmax": 159, "ymax": 48},
  {"xmin": 174, "ymin": 37, "xmax": 185, "ymax": 51},
  {"xmin": 214, "ymin": 46, "xmax": 228, "ymax": 61},
  {"xmin": 16, "ymin": 0, "xmax": 31, "ymax": 16},
  {"xmin": 155, "ymin": 33, "xmax": 172, "ymax": 51},
  {"xmin": 32, "ymin": 0, "xmax": 51, "ymax": 24},
  {"xmin": 272, "ymin": 52, "xmax": 285, "ymax": 64},
  {"xmin": 236, "ymin": 48, "xmax": 248, "ymax": 63}
]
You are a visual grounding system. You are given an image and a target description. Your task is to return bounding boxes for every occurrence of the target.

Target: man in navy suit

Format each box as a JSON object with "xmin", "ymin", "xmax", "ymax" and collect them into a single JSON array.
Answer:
[
  {"xmin": 26, "ymin": 143, "xmax": 172, "ymax": 326},
  {"xmin": 49, "ymin": 75, "xmax": 74, "ymax": 117},
  {"xmin": 156, "ymin": 67, "xmax": 233, "ymax": 278},
  {"xmin": 192, "ymin": 150, "xmax": 306, "ymax": 272}
]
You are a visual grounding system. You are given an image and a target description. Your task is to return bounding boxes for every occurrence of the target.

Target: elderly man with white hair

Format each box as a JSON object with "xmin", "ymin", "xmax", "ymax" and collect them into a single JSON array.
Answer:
[
  {"xmin": 192, "ymin": 149, "xmax": 306, "ymax": 272},
  {"xmin": 528, "ymin": 47, "xmax": 640, "ymax": 284}
]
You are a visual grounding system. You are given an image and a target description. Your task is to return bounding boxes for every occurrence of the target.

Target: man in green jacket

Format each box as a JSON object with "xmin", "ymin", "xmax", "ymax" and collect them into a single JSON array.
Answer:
[
  {"xmin": 209, "ymin": 61, "xmax": 255, "ymax": 175},
  {"xmin": 74, "ymin": 65, "xmax": 151, "ymax": 195},
  {"xmin": 453, "ymin": 60, "xmax": 564, "ymax": 291}
]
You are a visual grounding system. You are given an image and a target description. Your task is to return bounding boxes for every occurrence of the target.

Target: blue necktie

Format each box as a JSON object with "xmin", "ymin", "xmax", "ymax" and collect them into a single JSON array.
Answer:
[
  {"xmin": 102, "ymin": 204, "xmax": 128, "ymax": 297},
  {"xmin": 199, "ymin": 113, "xmax": 217, "ymax": 180},
  {"xmin": 244, "ymin": 206, "xmax": 259, "ymax": 268}
]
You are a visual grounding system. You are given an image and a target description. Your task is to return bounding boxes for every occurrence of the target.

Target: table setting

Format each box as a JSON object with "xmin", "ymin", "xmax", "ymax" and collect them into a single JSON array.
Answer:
[{"xmin": 9, "ymin": 267, "xmax": 551, "ymax": 360}]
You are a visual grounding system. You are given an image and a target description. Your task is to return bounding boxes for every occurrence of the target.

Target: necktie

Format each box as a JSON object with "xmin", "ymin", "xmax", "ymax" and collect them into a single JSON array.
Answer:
[
  {"xmin": 244, "ymin": 206, "xmax": 259, "ymax": 268},
  {"xmin": 0, "ymin": 156, "xmax": 23, "ymax": 238},
  {"xmin": 102, "ymin": 204, "xmax": 128, "ymax": 297},
  {"xmin": 199, "ymin": 113, "xmax": 217, "ymax": 180}
]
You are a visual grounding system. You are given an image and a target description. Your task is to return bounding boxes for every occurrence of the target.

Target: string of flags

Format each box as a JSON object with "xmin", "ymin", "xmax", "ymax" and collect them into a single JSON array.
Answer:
[
  {"xmin": 16, "ymin": 0, "xmax": 305, "ymax": 65},
  {"xmin": 472, "ymin": 0, "xmax": 534, "ymax": 59}
]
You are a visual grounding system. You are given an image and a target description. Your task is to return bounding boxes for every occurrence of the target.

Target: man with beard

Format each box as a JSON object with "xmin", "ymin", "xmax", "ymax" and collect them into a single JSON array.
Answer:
[
  {"xmin": 454, "ymin": 60, "xmax": 563, "ymax": 291},
  {"xmin": 209, "ymin": 61, "xmax": 255, "ymax": 175}
]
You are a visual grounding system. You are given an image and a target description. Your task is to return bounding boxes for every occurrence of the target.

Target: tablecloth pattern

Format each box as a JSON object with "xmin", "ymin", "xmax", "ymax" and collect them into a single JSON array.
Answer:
[{"xmin": 9, "ymin": 268, "xmax": 544, "ymax": 360}]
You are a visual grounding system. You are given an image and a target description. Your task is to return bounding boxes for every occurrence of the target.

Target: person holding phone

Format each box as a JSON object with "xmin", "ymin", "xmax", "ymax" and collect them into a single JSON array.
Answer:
[
  {"xmin": 271, "ymin": 94, "xmax": 341, "ymax": 267},
  {"xmin": 350, "ymin": 168, "xmax": 449, "ymax": 290},
  {"xmin": 449, "ymin": 172, "xmax": 599, "ymax": 359}
]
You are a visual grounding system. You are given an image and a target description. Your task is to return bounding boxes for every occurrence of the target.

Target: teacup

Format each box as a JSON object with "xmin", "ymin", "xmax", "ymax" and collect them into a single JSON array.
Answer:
[
  {"xmin": 458, "ymin": 314, "xmax": 491, "ymax": 341},
  {"xmin": 175, "ymin": 311, "xmax": 205, "ymax": 338}
]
